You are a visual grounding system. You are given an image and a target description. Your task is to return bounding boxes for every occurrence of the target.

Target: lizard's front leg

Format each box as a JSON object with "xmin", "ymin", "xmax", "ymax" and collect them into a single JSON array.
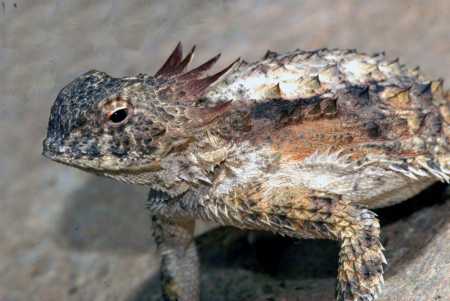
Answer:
[
  {"xmin": 222, "ymin": 186, "xmax": 386, "ymax": 301},
  {"xmin": 147, "ymin": 190, "xmax": 200, "ymax": 301}
]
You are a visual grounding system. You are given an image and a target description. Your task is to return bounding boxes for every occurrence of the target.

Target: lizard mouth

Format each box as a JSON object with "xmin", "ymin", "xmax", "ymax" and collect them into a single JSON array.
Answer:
[
  {"xmin": 42, "ymin": 138, "xmax": 65, "ymax": 161},
  {"xmin": 42, "ymin": 138, "xmax": 93, "ymax": 171},
  {"xmin": 42, "ymin": 138, "xmax": 162, "ymax": 173}
]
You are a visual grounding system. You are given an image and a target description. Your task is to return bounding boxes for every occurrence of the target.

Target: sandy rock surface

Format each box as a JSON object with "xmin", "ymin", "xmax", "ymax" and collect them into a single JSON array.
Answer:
[{"xmin": 0, "ymin": 1, "xmax": 449, "ymax": 300}]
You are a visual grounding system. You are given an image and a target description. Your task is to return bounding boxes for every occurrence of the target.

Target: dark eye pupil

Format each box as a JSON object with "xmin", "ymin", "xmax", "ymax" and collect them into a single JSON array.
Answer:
[{"xmin": 109, "ymin": 108, "xmax": 128, "ymax": 123}]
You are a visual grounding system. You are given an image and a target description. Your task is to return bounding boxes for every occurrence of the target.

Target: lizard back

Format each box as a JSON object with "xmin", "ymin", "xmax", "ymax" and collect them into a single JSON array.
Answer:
[
  {"xmin": 206, "ymin": 48, "xmax": 449, "ymax": 170},
  {"xmin": 186, "ymin": 48, "xmax": 450, "ymax": 208}
]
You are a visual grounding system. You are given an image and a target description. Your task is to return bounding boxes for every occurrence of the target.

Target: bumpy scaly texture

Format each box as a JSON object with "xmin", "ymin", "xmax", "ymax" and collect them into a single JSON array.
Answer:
[{"xmin": 43, "ymin": 42, "xmax": 449, "ymax": 301}]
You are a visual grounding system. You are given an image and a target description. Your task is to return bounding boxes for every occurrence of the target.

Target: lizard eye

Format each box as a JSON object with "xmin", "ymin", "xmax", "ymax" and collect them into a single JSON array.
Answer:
[
  {"xmin": 108, "ymin": 107, "xmax": 128, "ymax": 124},
  {"xmin": 102, "ymin": 97, "xmax": 133, "ymax": 126}
]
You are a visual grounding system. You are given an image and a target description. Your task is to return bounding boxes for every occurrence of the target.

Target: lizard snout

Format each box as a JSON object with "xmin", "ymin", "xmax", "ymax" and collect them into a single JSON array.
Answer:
[{"xmin": 41, "ymin": 137, "xmax": 64, "ymax": 160}]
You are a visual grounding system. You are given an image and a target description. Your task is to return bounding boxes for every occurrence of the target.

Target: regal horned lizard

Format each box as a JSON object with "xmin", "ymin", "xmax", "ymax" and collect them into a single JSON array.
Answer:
[{"xmin": 43, "ymin": 43, "xmax": 450, "ymax": 301}]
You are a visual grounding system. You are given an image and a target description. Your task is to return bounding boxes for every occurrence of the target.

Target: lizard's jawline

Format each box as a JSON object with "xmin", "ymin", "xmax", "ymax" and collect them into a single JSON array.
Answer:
[{"xmin": 43, "ymin": 151, "xmax": 162, "ymax": 174}]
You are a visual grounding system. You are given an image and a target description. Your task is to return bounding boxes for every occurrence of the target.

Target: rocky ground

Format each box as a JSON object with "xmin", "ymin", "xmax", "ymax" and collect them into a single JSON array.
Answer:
[{"xmin": 0, "ymin": 1, "xmax": 449, "ymax": 300}]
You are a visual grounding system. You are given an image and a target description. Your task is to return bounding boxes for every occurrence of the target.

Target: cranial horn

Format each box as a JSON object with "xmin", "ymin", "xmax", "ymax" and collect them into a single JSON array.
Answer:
[
  {"xmin": 182, "ymin": 58, "xmax": 240, "ymax": 100},
  {"xmin": 179, "ymin": 53, "xmax": 222, "ymax": 80},
  {"xmin": 155, "ymin": 42, "xmax": 198, "ymax": 78},
  {"xmin": 175, "ymin": 45, "xmax": 196, "ymax": 75}
]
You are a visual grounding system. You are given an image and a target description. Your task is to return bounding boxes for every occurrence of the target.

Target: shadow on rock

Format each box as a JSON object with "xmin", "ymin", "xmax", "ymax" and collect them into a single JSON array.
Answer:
[
  {"xmin": 376, "ymin": 183, "xmax": 449, "ymax": 276},
  {"xmin": 128, "ymin": 183, "xmax": 449, "ymax": 301},
  {"xmin": 55, "ymin": 175, "xmax": 153, "ymax": 254}
]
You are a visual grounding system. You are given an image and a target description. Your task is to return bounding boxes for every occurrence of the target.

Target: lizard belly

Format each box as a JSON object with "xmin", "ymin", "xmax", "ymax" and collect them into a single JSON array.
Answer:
[
  {"xmin": 265, "ymin": 151, "xmax": 438, "ymax": 209},
  {"xmin": 357, "ymin": 177, "xmax": 436, "ymax": 208},
  {"xmin": 211, "ymin": 144, "xmax": 437, "ymax": 210}
]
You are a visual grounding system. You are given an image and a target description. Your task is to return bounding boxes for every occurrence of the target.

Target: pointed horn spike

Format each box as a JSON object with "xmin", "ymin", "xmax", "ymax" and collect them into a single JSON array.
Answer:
[
  {"xmin": 162, "ymin": 45, "xmax": 196, "ymax": 77},
  {"xmin": 416, "ymin": 82, "xmax": 432, "ymax": 95},
  {"xmin": 185, "ymin": 57, "xmax": 240, "ymax": 97},
  {"xmin": 179, "ymin": 53, "xmax": 222, "ymax": 80},
  {"xmin": 388, "ymin": 58, "xmax": 399, "ymax": 65},
  {"xmin": 155, "ymin": 42, "xmax": 183, "ymax": 77},
  {"xmin": 263, "ymin": 49, "xmax": 278, "ymax": 60},
  {"xmin": 431, "ymin": 78, "xmax": 444, "ymax": 96},
  {"xmin": 203, "ymin": 57, "xmax": 240, "ymax": 82},
  {"xmin": 266, "ymin": 83, "xmax": 282, "ymax": 98},
  {"xmin": 176, "ymin": 45, "xmax": 196, "ymax": 73}
]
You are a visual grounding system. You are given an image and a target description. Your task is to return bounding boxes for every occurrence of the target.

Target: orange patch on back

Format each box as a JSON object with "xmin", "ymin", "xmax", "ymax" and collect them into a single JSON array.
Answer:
[{"xmin": 273, "ymin": 118, "xmax": 367, "ymax": 161}]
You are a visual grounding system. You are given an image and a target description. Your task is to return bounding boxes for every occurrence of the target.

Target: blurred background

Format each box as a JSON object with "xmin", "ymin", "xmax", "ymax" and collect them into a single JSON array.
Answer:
[{"xmin": 0, "ymin": 1, "xmax": 449, "ymax": 300}]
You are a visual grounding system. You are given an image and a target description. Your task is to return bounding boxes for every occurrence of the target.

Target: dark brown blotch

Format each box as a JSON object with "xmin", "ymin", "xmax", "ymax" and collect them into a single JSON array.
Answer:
[
  {"xmin": 321, "ymin": 98, "xmax": 338, "ymax": 117},
  {"xmin": 364, "ymin": 121, "xmax": 381, "ymax": 138},
  {"xmin": 250, "ymin": 98, "xmax": 304, "ymax": 126}
]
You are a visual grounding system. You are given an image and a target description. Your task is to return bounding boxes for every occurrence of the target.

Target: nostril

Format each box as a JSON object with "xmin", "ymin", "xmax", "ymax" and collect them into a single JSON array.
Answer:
[
  {"xmin": 42, "ymin": 138, "xmax": 64, "ymax": 158},
  {"xmin": 42, "ymin": 139, "xmax": 53, "ymax": 159}
]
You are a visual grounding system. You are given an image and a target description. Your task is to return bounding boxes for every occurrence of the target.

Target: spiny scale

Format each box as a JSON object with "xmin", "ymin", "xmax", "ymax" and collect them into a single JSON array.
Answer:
[{"xmin": 154, "ymin": 42, "xmax": 240, "ymax": 102}]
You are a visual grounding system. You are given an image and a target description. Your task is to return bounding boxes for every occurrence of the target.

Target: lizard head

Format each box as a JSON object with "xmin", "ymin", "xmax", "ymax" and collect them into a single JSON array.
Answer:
[{"xmin": 42, "ymin": 43, "xmax": 237, "ymax": 182}]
